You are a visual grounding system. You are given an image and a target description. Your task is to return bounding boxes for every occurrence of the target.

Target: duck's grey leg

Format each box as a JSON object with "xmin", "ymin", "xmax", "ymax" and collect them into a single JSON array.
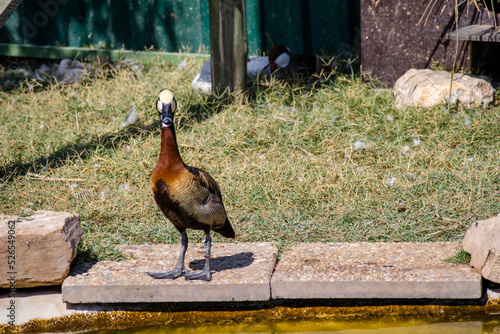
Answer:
[
  {"xmin": 147, "ymin": 231, "xmax": 188, "ymax": 279},
  {"xmin": 183, "ymin": 234, "xmax": 212, "ymax": 281}
]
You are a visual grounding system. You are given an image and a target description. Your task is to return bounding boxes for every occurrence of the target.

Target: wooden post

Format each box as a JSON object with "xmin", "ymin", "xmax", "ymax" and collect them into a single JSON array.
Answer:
[{"xmin": 208, "ymin": 0, "xmax": 248, "ymax": 99}]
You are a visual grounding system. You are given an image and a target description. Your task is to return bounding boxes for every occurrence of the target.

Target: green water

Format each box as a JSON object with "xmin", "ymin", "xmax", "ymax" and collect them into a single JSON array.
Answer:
[{"xmin": 83, "ymin": 318, "xmax": 500, "ymax": 334}]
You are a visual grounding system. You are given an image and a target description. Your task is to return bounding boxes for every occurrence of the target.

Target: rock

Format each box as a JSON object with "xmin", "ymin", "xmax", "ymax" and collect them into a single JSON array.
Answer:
[
  {"xmin": 463, "ymin": 214, "xmax": 500, "ymax": 284},
  {"xmin": 487, "ymin": 285, "xmax": 500, "ymax": 304},
  {"xmin": 0, "ymin": 211, "xmax": 83, "ymax": 288},
  {"xmin": 393, "ymin": 69, "xmax": 495, "ymax": 109}
]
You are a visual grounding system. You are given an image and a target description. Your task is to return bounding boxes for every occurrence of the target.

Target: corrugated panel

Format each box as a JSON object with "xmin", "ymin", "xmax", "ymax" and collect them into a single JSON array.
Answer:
[
  {"xmin": 0, "ymin": 0, "xmax": 359, "ymax": 57},
  {"xmin": 260, "ymin": 0, "xmax": 359, "ymax": 55}
]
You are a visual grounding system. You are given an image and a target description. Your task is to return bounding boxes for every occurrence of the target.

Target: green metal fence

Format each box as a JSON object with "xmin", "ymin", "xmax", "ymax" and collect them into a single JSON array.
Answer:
[{"xmin": 0, "ymin": 0, "xmax": 359, "ymax": 59}]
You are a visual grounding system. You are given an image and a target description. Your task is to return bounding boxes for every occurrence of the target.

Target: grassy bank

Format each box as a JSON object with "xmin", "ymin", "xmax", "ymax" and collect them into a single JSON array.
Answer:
[{"xmin": 0, "ymin": 59, "xmax": 499, "ymax": 260}]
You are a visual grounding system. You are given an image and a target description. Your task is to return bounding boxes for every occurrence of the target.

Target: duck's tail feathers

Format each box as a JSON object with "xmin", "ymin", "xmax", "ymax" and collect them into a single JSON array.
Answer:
[{"xmin": 213, "ymin": 218, "xmax": 235, "ymax": 239}]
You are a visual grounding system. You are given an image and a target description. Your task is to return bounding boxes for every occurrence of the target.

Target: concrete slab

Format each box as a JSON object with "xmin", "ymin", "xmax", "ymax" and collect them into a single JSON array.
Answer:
[
  {"xmin": 0, "ymin": 287, "xmax": 80, "ymax": 326},
  {"xmin": 271, "ymin": 242, "xmax": 482, "ymax": 300},
  {"xmin": 62, "ymin": 242, "xmax": 277, "ymax": 303}
]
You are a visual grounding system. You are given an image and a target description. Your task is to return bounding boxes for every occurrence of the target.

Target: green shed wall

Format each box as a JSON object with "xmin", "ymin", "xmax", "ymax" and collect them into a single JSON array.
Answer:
[{"xmin": 0, "ymin": 0, "xmax": 359, "ymax": 57}]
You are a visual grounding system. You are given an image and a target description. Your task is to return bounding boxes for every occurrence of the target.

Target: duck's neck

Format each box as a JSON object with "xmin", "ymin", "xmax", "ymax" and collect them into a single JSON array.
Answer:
[{"xmin": 157, "ymin": 126, "xmax": 183, "ymax": 169}]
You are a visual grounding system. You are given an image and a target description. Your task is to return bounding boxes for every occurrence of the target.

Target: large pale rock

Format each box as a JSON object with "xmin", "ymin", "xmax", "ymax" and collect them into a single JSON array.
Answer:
[
  {"xmin": 463, "ymin": 215, "xmax": 500, "ymax": 284},
  {"xmin": 0, "ymin": 211, "xmax": 83, "ymax": 288},
  {"xmin": 393, "ymin": 68, "xmax": 495, "ymax": 109}
]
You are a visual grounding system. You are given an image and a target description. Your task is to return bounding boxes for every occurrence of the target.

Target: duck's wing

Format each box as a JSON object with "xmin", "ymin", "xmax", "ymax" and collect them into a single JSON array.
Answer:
[
  {"xmin": 186, "ymin": 165, "xmax": 223, "ymax": 200},
  {"xmin": 185, "ymin": 165, "xmax": 234, "ymax": 238}
]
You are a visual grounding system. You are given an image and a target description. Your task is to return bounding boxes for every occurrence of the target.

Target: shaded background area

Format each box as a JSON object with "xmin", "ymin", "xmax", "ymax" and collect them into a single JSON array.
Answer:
[
  {"xmin": 2, "ymin": 0, "xmax": 500, "ymax": 86},
  {"xmin": 0, "ymin": 0, "xmax": 360, "ymax": 56},
  {"xmin": 361, "ymin": 0, "xmax": 500, "ymax": 86}
]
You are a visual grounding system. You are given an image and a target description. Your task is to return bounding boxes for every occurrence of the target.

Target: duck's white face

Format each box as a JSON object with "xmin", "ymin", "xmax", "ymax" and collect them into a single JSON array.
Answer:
[{"xmin": 156, "ymin": 89, "xmax": 177, "ymax": 128}]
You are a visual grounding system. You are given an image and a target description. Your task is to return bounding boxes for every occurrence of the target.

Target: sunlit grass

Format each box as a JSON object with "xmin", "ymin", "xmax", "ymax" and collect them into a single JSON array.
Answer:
[{"xmin": 0, "ymin": 58, "xmax": 499, "ymax": 260}]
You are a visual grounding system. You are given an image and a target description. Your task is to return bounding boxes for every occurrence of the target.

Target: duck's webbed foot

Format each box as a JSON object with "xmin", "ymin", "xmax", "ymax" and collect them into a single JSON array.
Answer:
[
  {"xmin": 183, "ymin": 268, "xmax": 212, "ymax": 281},
  {"xmin": 147, "ymin": 268, "xmax": 184, "ymax": 279}
]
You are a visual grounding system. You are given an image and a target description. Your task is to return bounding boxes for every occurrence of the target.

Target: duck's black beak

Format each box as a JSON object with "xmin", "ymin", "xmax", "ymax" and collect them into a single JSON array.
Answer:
[{"xmin": 160, "ymin": 102, "xmax": 174, "ymax": 128}]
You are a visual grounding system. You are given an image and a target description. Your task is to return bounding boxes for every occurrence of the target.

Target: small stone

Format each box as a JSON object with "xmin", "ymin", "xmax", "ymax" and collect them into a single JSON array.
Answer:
[{"xmin": 463, "ymin": 214, "xmax": 500, "ymax": 284}]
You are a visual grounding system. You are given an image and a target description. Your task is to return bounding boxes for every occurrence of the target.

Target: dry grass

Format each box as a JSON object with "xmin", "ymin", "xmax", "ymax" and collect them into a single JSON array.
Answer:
[{"xmin": 0, "ymin": 58, "xmax": 499, "ymax": 260}]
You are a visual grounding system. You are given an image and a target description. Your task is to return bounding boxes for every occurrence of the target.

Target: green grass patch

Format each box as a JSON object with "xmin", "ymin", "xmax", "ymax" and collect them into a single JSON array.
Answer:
[
  {"xmin": 1, "ymin": 59, "xmax": 499, "ymax": 261},
  {"xmin": 444, "ymin": 249, "xmax": 472, "ymax": 265}
]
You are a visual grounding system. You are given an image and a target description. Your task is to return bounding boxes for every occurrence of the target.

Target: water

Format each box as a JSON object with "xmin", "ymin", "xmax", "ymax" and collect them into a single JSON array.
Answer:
[{"xmin": 83, "ymin": 318, "xmax": 500, "ymax": 334}]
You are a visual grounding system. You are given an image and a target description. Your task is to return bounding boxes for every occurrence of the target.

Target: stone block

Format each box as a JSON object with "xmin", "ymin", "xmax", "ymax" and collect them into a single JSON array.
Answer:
[
  {"xmin": 393, "ymin": 69, "xmax": 495, "ymax": 109},
  {"xmin": 62, "ymin": 242, "xmax": 277, "ymax": 303},
  {"xmin": 0, "ymin": 211, "xmax": 83, "ymax": 288},
  {"xmin": 463, "ymin": 215, "xmax": 500, "ymax": 284},
  {"xmin": 271, "ymin": 242, "xmax": 481, "ymax": 299},
  {"xmin": 487, "ymin": 285, "xmax": 500, "ymax": 305}
]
